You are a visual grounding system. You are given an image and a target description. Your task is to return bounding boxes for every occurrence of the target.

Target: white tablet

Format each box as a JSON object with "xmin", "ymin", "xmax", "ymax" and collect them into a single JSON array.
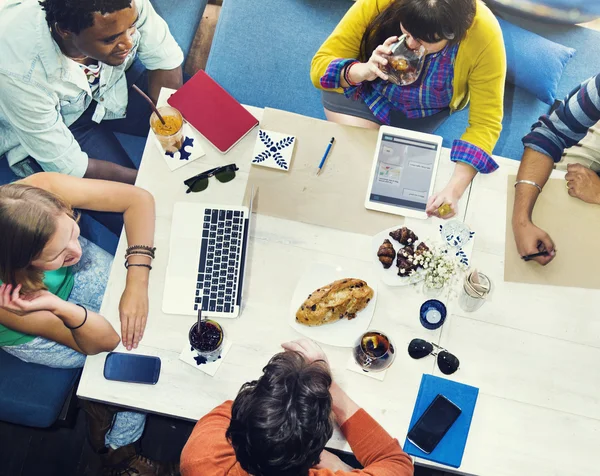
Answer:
[{"xmin": 365, "ymin": 126, "xmax": 443, "ymax": 220}]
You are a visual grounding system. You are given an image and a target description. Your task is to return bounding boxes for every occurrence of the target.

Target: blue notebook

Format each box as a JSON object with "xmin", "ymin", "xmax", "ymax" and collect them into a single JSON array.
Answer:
[{"xmin": 403, "ymin": 374, "xmax": 479, "ymax": 468}]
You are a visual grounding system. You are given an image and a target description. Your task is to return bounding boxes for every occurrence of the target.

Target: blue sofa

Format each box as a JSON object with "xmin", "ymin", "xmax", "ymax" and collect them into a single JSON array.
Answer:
[
  {"xmin": 0, "ymin": 0, "xmax": 207, "ymax": 429},
  {"xmin": 206, "ymin": 0, "xmax": 600, "ymax": 162}
]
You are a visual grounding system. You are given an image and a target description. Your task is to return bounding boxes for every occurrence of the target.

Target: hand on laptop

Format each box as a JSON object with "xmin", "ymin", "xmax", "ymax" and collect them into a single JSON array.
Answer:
[{"xmin": 119, "ymin": 282, "xmax": 149, "ymax": 350}]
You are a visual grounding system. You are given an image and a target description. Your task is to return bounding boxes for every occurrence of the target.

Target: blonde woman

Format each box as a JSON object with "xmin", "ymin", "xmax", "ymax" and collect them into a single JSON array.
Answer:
[
  {"xmin": 311, "ymin": 0, "xmax": 506, "ymax": 218},
  {"xmin": 0, "ymin": 173, "xmax": 176, "ymax": 474}
]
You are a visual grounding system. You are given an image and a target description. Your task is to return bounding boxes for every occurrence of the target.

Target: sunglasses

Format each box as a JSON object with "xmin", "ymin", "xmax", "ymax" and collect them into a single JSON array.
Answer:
[
  {"xmin": 184, "ymin": 164, "xmax": 239, "ymax": 193},
  {"xmin": 408, "ymin": 338, "xmax": 460, "ymax": 375}
]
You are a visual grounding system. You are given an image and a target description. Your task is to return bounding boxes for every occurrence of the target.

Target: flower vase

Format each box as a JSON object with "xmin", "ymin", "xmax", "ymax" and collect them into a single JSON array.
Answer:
[{"xmin": 423, "ymin": 280, "xmax": 444, "ymax": 298}]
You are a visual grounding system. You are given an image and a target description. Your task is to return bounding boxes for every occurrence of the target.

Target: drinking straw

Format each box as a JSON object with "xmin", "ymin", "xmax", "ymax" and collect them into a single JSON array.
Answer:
[{"xmin": 131, "ymin": 84, "xmax": 165, "ymax": 125}]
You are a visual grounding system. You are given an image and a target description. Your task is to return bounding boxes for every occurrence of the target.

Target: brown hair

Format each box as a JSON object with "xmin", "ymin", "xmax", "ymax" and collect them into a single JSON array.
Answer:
[
  {"xmin": 0, "ymin": 183, "xmax": 76, "ymax": 293},
  {"xmin": 226, "ymin": 351, "xmax": 333, "ymax": 476},
  {"xmin": 360, "ymin": 0, "xmax": 476, "ymax": 61}
]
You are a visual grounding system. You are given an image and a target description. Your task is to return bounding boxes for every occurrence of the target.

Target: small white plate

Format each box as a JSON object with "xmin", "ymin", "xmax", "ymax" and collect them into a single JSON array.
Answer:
[
  {"xmin": 289, "ymin": 262, "xmax": 377, "ymax": 348},
  {"xmin": 372, "ymin": 225, "xmax": 430, "ymax": 287}
]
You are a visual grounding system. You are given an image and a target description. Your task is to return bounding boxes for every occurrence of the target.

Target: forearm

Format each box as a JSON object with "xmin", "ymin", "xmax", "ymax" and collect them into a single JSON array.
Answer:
[
  {"xmin": 330, "ymin": 381, "xmax": 360, "ymax": 426},
  {"xmin": 447, "ymin": 162, "xmax": 478, "ymax": 197},
  {"xmin": 54, "ymin": 301, "xmax": 120, "ymax": 354},
  {"xmin": 84, "ymin": 158, "xmax": 137, "ymax": 184},
  {"xmin": 122, "ymin": 189, "xmax": 155, "ymax": 286},
  {"xmin": 513, "ymin": 147, "xmax": 555, "ymax": 225},
  {"xmin": 148, "ymin": 67, "xmax": 183, "ymax": 104}
]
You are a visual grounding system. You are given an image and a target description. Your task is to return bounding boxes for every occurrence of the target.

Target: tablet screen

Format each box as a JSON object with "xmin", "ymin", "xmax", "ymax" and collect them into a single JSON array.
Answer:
[{"xmin": 369, "ymin": 133, "xmax": 439, "ymax": 211}]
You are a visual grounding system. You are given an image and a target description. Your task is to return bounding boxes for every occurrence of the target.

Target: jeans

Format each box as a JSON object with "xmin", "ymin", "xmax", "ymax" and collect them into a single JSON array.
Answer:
[{"xmin": 1, "ymin": 237, "xmax": 146, "ymax": 448}]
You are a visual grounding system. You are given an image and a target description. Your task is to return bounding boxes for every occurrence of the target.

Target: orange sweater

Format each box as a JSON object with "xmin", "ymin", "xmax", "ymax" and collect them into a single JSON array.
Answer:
[{"xmin": 180, "ymin": 401, "xmax": 414, "ymax": 476}]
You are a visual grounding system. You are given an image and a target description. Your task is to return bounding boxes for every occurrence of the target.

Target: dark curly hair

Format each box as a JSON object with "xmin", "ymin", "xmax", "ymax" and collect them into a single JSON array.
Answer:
[
  {"xmin": 39, "ymin": 0, "xmax": 133, "ymax": 34},
  {"xmin": 360, "ymin": 0, "xmax": 476, "ymax": 60},
  {"xmin": 226, "ymin": 351, "xmax": 333, "ymax": 476}
]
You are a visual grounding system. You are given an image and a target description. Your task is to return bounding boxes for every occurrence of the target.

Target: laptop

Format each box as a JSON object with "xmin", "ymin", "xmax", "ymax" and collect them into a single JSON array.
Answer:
[{"xmin": 162, "ymin": 188, "xmax": 255, "ymax": 318}]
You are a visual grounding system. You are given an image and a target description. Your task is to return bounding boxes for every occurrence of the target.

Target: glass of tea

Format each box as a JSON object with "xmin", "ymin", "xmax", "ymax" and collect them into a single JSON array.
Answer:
[
  {"xmin": 150, "ymin": 106, "xmax": 184, "ymax": 153},
  {"xmin": 189, "ymin": 319, "xmax": 224, "ymax": 364},
  {"xmin": 353, "ymin": 330, "xmax": 396, "ymax": 372},
  {"xmin": 383, "ymin": 35, "xmax": 426, "ymax": 86}
]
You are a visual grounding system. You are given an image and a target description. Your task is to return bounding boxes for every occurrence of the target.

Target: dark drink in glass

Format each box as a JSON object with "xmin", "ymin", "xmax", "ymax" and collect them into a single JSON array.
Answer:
[
  {"xmin": 189, "ymin": 320, "xmax": 224, "ymax": 364},
  {"xmin": 353, "ymin": 330, "xmax": 395, "ymax": 372}
]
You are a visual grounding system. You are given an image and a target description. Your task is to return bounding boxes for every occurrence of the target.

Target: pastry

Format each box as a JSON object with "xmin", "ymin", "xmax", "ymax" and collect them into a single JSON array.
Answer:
[
  {"xmin": 389, "ymin": 227, "xmax": 418, "ymax": 245},
  {"xmin": 415, "ymin": 242, "xmax": 430, "ymax": 256},
  {"xmin": 397, "ymin": 257, "xmax": 415, "ymax": 276},
  {"xmin": 398, "ymin": 245, "xmax": 414, "ymax": 260},
  {"xmin": 295, "ymin": 278, "xmax": 374, "ymax": 327},
  {"xmin": 377, "ymin": 239, "xmax": 395, "ymax": 269}
]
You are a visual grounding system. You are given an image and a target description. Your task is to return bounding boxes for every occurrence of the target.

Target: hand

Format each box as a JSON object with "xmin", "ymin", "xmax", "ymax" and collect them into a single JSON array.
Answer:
[
  {"xmin": 347, "ymin": 36, "xmax": 398, "ymax": 83},
  {"xmin": 315, "ymin": 450, "xmax": 354, "ymax": 472},
  {"xmin": 565, "ymin": 163, "xmax": 600, "ymax": 204},
  {"xmin": 281, "ymin": 338, "xmax": 329, "ymax": 367},
  {"xmin": 0, "ymin": 284, "xmax": 62, "ymax": 315},
  {"xmin": 512, "ymin": 220, "xmax": 556, "ymax": 265},
  {"xmin": 119, "ymin": 282, "xmax": 149, "ymax": 350},
  {"xmin": 426, "ymin": 185, "xmax": 460, "ymax": 219}
]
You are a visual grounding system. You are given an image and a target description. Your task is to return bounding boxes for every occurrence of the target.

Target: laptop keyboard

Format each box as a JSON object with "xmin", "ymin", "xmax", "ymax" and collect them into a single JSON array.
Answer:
[{"xmin": 195, "ymin": 208, "xmax": 245, "ymax": 314}]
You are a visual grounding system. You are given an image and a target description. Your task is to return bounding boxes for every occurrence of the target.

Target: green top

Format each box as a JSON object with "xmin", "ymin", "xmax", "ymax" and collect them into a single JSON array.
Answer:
[{"xmin": 0, "ymin": 267, "xmax": 74, "ymax": 346}]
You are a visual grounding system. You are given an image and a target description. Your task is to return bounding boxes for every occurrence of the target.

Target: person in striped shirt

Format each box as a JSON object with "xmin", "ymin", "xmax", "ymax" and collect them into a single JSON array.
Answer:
[{"xmin": 512, "ymin": 74, "xmax": 600, "ymax": 265}]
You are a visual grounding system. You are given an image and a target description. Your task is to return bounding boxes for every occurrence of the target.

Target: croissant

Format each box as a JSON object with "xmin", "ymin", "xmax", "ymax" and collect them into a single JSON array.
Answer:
[
  {"xmin": 389, "ymin": 227, "xmax": 418, "ymax": 246},
  {"xmin": 398, "ymin": 245, "xmax": 415, "ymax": 260},
  {"xmin": 377, "ymin": 239, "xmax": 395, "ymax": 269}
]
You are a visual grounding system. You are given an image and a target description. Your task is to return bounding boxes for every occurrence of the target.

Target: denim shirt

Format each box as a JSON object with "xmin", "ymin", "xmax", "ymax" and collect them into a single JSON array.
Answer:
[{"xmin": 0, "ymin": 0, "xmax": 183, "ymax": 177}]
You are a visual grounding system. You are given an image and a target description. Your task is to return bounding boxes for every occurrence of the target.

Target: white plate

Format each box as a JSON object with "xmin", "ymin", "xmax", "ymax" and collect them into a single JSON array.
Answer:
[{"xmin": 289, "ymin": 262, "xmax": 378, "ymax": 347}]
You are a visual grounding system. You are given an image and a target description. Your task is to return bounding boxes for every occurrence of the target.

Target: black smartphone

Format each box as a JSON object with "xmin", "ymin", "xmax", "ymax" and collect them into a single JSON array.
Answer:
[
  {"xmin": 407, "ymin": 394, "xmax": 462, "ymax": 454},
  {"xmin": 103, "ymin": 352, "xmax": 161, "ymax": 385}
]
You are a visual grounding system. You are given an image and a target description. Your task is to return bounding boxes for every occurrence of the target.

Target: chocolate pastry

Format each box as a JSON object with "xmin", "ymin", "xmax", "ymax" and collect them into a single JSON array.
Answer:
[
  {"xmin": 398, "ymin": 245, "xmax": 415, "ymax": 260},
  {"xmin": 415, "ymin": 241, "xmax": 430, "ymax": 257},
  {"xmin": 397, "ymin": 257, "xmax": 415, "ymax": 276},
  {"xmin": 389, "ymin": 227, "xmax": 418, "ymax": 246},
  {"xmin": 377, "ymin": 239, "xmax": 395, "ymax": 269}
]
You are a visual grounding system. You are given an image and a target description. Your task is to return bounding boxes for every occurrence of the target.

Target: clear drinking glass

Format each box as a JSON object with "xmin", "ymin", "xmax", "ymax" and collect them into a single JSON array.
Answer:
[
  {"xmin": 150, "ymin": 106, "xmax": 184, "ymax": 153},
  {"xmin": 383, "ymin": 35, "xmax": 426, "ymax": 86},
  {"xmin": 353, "ymin": 330, "xmax": 396, "ymax": 372},
  {"xmin": 188, "ymin": 319, "xmax": 224, "ymax": 364}
]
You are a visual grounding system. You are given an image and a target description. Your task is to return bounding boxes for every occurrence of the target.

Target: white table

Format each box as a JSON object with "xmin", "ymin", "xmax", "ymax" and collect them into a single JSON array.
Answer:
[{"xmin": 78, "ymin": 103, "xmax": 600, "ymax": 476}]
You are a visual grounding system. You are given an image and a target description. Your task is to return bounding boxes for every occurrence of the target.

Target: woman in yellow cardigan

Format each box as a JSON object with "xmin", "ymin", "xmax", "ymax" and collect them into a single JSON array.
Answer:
[{"xmin": 311, "ymin": 0, "xmax": 506, "ymax": 218}]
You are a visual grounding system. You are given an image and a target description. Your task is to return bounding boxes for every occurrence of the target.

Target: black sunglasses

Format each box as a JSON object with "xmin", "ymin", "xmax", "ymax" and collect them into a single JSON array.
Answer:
[
  {"xmin": 184, "ymin": 164, "xmax": 239, "ymax": 193},
  {"xmin": 408, "ymin": 338, "xmax": 460, "ymax": 375}
]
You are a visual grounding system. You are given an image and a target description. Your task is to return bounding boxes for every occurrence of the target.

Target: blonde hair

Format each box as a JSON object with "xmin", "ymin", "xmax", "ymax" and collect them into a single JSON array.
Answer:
[{"xmin": 0, "ymin": 183, "xmax": 76, "ymax": 293}]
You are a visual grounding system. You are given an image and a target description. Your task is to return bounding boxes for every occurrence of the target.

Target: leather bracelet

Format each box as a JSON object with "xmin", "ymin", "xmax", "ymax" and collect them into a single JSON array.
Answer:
[
  {"xmin": 514, "ymin": 180, "xmax": 543, "ymax": 194},
  {"xmin": 65, "ymin": 304, "xmax": 88, "ymax": 330},
  {"xmin": 124, "ymin": 262, "xmax": 152, "ymax": 271},
  {"xmin": 343, "ymin": 61, "xmax": 360, "ymax": 87}
]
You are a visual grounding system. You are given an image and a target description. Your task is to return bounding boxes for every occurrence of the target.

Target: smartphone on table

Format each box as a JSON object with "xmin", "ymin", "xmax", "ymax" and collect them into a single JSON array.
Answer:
[
  {"xmin": 406, "ymin": 394, "xmax": 462, "ymax": 454},
  {"xmin": 103, "ymin": 352, "xmax": 161, "ymax": 385}
]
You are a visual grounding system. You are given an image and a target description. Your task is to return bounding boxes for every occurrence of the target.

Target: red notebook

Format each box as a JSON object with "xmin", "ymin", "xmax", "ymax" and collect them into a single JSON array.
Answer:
[{"xmin": 167, "ymin": 71, "xmax": 259, "ymax": 153}]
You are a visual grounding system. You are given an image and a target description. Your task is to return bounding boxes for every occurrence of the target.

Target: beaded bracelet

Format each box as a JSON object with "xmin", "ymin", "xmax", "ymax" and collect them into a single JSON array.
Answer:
[
  {"xmin": 126, "ymin": 245, "xmax": 156, "ymax": 257},
  {"xmin": 64, "ymin": 303, "xmax": 88, "ymax": 330},
  {"xmin": 125, "ymin": 250, "xmax": 155, "ymax": 260},
  {"xmin": 124, "ymin": 262, "xmax": 153, "ymax": 271}
]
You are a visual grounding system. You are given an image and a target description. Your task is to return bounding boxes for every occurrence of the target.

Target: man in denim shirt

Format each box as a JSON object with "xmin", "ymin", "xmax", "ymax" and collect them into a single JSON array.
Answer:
[{"xmin": 0, "ymin": 0, "xmax": 184, "ymax": 184}]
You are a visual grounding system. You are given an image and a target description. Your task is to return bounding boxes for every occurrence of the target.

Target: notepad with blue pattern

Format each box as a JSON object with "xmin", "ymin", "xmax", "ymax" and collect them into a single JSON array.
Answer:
[{"xmin": 403, "ymin": 374, "xmax": 479, "ymax": 468}]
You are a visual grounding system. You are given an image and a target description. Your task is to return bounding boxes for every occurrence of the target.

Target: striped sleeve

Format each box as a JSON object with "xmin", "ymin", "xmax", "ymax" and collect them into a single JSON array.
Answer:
[{"xmin": 522, "ymin": 74, "xmax": 600, "ymax": 162}]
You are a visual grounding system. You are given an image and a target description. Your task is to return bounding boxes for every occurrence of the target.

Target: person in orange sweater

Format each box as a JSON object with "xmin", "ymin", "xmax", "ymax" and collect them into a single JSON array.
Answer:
[{"xmin": 180, "ymin": 338, "xmax": 413, "ymax": 476}]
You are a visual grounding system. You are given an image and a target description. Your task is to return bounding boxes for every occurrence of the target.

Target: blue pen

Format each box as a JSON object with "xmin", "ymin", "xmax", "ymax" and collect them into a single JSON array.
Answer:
[{"xmin": 316, "ymin": 137, "xmax": 335, "ymax": 175}]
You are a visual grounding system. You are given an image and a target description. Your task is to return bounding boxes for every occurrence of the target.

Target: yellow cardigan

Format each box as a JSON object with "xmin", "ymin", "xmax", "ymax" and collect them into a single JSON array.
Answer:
[{"xmin": 311, "ymin": 0, "xmax": 506, "ymax": 158}]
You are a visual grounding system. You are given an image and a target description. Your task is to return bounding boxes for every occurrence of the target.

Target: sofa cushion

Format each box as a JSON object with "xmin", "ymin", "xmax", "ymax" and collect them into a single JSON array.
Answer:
[
  {"xmin": 0, "ymin": 349, "xmax": 80, "ymax": 428},
  {"xmin": 498, "ymin": 17, "xmax": 575, "ymax": 105},
  {"xmin": 206, "ymin": 0, "xmax": 351, "ymax": 119}
]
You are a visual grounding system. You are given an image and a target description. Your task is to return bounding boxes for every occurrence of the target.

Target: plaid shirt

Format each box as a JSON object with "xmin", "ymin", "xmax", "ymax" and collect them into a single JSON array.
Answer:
[
  {"xmin": 320, "ymin": 44, "xmax": 498, "ymax": 174},
  {"xmin": 523, "ymin": 74, "xmax": 600, "ymax": 162}
]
